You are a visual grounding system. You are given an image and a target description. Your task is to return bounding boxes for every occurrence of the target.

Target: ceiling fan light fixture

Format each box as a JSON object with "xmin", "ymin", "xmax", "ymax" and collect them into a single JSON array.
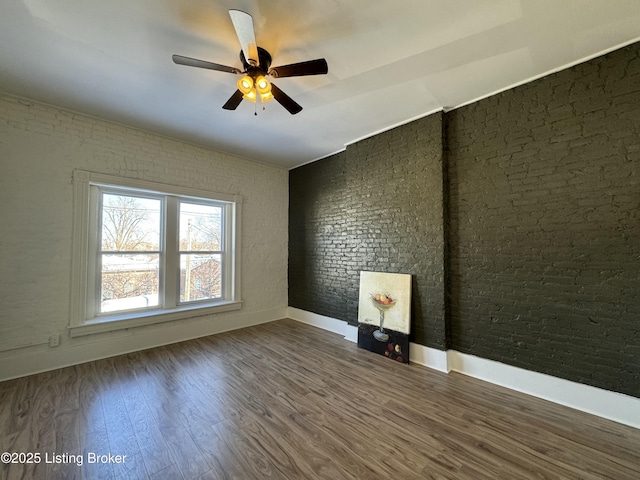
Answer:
[
  {"xmin": 255, "ymin": 75, "xmax": 271, "ymax": 94},
  {"xmin": 260, "ymin": 91, "xmax": 274, "ymax": 103},
  {"xmin": 237, "ymin": 75, "xmax": 254, "ymax": 94},
  {"xmin": 243, "ymin": 88, "xmax": 257, "ymax": 102}
]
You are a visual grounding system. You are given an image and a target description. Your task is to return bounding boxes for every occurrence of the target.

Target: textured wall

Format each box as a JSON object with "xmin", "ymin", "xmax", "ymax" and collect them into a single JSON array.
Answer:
[
  {"xmin": 289, "ymin": 42, "xmax": 640, "ymax": 398},
  {"xmin": 289, "ymin": 113, "xmax": 446, "ymax": 348},
  {"xmin": 447, "ymin": 43, "xmax": 640, "ymax": 397},
  {"xmin": 0, "ymin": 95, "xmax": 288, "ymax": 358}
]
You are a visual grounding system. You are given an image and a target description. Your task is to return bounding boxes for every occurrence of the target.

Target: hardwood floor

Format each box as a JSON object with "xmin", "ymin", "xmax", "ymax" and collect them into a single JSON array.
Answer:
[{"xmin": 1, "ymin": 319, "xmax": 639, "ymax": 479}]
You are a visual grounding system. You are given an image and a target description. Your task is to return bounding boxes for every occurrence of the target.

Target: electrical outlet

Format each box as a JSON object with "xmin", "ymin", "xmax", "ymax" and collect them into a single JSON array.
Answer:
[{"xmin": 49, "ymin": 334, "xmax": 60, "ymax": 348}]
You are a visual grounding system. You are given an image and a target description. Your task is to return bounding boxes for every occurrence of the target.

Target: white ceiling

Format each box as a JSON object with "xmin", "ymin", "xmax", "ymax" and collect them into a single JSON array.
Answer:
[{"xmin": 1, "ymin": 1, "xmax": 640, "ymax": 169}]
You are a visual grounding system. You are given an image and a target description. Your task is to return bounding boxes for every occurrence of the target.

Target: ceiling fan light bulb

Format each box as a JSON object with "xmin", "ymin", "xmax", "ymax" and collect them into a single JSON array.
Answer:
[
  {"xmin": 255, "ymin": 75, "xmax": 271, "ymax": 94},
  {"xmin": 243, "ymin": 88, "xmax": 257, "ymax": 102},
  {"xmin": 260, "ymin": 91, "xmax": 274, "ymax": 103},
  {"xmin": 237, "ymin": 75, "xmax": 254, "ymax": 94}
]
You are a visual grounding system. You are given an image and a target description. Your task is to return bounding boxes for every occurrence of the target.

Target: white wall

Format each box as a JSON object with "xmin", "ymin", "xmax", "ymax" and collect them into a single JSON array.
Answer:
[{"xmin": 0, "ymin": 94, "xmax": 289, "ymax": 379}]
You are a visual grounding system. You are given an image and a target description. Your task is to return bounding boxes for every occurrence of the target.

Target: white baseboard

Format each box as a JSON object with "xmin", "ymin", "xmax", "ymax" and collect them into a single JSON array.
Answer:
[
  {"xmin": 0, "ymin": 307, "xmax": 287, "ymax": 382},
  {"xmin": 407, "ymin": 342, "xmax": 450, "ymax": 373},
  {"xmin": 447, "ymin": 351, "xmax": 640, "ymax": 429},
  {"xmin": 287, "ymin": 307, "xmax": 357, "ymax": 341},
  {"xmin": 287, "ymin": 308, "xmax": 640, "ymax": 429}
]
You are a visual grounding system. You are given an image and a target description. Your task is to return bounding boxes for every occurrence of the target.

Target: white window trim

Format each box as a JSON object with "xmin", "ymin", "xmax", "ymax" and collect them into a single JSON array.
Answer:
[{"xmin": 69, "ymin": 170, "xmax": 242, "ymax": 338}]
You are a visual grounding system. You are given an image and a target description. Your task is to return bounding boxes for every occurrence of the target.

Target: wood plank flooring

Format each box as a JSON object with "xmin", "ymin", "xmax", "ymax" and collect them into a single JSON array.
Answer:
[{"xmin": 1, "ymin": 319, "xmax": 639, "ymax": 479}]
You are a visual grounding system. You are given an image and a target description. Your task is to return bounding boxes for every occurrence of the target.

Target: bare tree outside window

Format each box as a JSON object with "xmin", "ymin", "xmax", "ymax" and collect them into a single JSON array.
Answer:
[
  {"xmin": 101, "ymin": 194, "xmax": 160, "ymax": 251},
  {"xmin": 100, "ymin": 193, "xmax": 161, "ymax": 313},
  {"xmin": 180, "ymin": 202, "xmax": 223, "ymax": 302}
]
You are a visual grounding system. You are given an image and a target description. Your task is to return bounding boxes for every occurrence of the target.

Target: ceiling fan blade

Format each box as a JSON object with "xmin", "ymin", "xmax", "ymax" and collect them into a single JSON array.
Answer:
[
  {"xmin": 270, "ymin": 83, "xmax": 302, "ymax": 115},
  {"xmin": 269, "ymin": 58, "xmax": 328, "ymax": 78},
  {"xmin": 222, "ymin": 90, "xmax": 245, "ymax": 110},
  {"xmin": 172, "ymin": 55, "xmax": 240, "ymax": 74},
  {"xmin": 229, "ymin": 10, "xmax": 259, "ymax": 67}
]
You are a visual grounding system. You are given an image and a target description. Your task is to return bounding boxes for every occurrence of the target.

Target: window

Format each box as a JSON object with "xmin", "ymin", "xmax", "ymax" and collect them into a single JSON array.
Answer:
[{"xmin": 70, "ymin": 170, "xmax": 242, "ymax": 337}]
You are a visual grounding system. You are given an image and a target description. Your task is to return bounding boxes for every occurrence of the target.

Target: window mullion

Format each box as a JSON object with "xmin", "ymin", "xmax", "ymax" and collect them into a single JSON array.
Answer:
[{"xmin": 163, "ymin": 196, "xmax": 179, "ymax": 308}]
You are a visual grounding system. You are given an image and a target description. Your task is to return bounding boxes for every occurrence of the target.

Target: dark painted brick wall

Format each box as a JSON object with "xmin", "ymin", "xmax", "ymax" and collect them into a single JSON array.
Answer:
[
  {"xmin": 447, "ymin": 43, "xmax": 640, "ymax": 397},
  {"xmin": 289, "ymin": 42, "xmax": 639, "ymax": 397},
  {"xmin": 289, "ymin": 113, "xmax": 446, "ymax": 348}
]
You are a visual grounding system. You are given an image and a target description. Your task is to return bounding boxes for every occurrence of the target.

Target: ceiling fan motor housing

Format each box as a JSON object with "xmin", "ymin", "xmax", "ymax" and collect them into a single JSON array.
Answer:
[{"xmin": 240, "ymin": 47, "xmax": 272, "ymax": 75}]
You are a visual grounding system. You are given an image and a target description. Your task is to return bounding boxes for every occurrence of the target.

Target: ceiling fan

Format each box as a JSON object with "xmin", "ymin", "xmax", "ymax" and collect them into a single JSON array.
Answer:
[{"xmin": 173, "ymin": 9, "xmax": 328, "ymax": 115}]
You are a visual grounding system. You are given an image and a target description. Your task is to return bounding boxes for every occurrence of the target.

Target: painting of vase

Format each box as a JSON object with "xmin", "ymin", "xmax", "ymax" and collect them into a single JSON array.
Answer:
[{"xmin": 357, "ymin": 271, "xmax": 411, "ymax": 363}]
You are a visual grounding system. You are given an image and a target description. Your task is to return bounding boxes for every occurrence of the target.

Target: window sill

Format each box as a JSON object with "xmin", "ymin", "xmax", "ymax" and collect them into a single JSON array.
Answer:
[{"xmin": 68, "ymin": 300, "xmax": 243, "ymax": 338}]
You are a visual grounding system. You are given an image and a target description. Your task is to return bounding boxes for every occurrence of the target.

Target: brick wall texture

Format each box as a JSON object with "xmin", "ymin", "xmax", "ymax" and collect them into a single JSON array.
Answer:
[
  {"xmin": 0, "ymin": 95, "xmax": 288, "ymax": 355},
  {"xmin": 290, "ymin": 113, "xmax": 446, "ymax": 348},
  {"xmin": 289, "ymin": 42, "xmax": 640, "ymax": 397}
]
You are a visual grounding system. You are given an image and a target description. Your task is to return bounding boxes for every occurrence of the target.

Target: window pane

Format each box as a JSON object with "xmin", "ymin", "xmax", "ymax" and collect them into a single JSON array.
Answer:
[
  {"xmin": 101, "ymin": 253, "xmax": 159, "ymax": 313},
  {"xmin": 180, "ymin": 254, "xmax": 221, "ymax": 303},
  {"xmin": 101, "ymin": 193, "xmax": 161, "ymax": 251},
  {"xmin": 180, "ymin": 202, "xmax": 222, "ymax": 252}
]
